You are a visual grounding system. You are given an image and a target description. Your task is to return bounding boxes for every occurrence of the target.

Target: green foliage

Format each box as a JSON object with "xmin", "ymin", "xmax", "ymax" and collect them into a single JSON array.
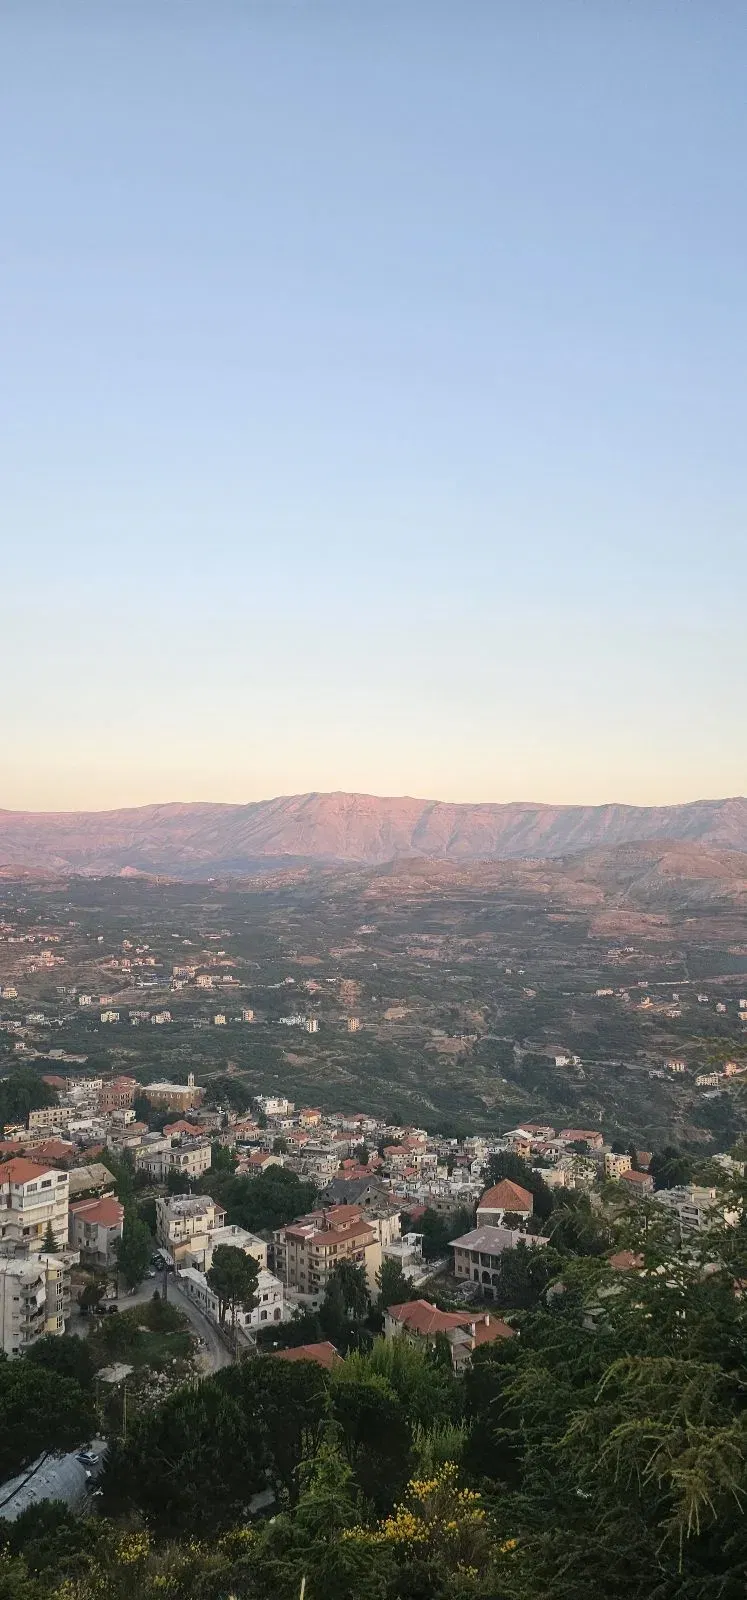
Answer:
[
  {"xmin": 198, "ymin": 1164, "xmax": 317, "ymax": 1232},
  {"xmin": 489, "ymin": 1239, "xmax": 566, "ymax": 1310},
  {"xmin": 23, "ymin": 1333, "xmax": 95, "ymax": 1390},
  {"xmin": 330, "ymin": 1259, "xmax": 370, "ymax": 1319},
  {"xmin": 116, "ymin": 1210, "xmax": 151, "ymax": 1288},
  {"xmin": 376, "ymin": 1255, "xmax": 411, "ymax": 1311},
  {"xmin": 205, "ymin": 1243, "xmax": 259, "ymax": 1326},
  {"xmin": 330, "ymin": 1366, "xmax": 412, "ymax": 1510},
  {"xmin": 484, "ymin": 1150, "xmax": 554, "ymax": 1219},
  {"xmin": 0, "ymin": 1071, "xmax": 55, "ymax": 1133},
  {"xmin": 204, "ymin": 1074, "xmax": 253, "ymax": 1113},
  {"xmin": 0, "ymin": 1362, "xmax": 96, "ymax": 1479},
  {"xmin": 650, "ymin": 1144, "xmax": 695, "ymax": 1190}
]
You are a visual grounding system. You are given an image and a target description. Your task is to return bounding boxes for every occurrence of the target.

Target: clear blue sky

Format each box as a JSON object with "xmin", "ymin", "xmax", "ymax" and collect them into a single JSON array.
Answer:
[{"xmin": 2, "ymin": 1, "xmax": 745, "ymax": 810}]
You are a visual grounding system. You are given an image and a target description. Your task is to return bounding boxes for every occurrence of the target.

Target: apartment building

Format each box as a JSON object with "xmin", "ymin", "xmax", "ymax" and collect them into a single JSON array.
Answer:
[
  {"xmin": 605, "ymin": 1152, "xmax": 633, "ymax": 1179},
  {"xmin": 273, "ymin": 1204, "xmax": 382, "ymax": 1297},
  {"xmin": 0, "ymin": 1253, "xmax": 73, "ymax": 1357},
  {"xmin": 0, "ymin": 1159, "xmax": 69, "ymax": 1251},
  {"xmin": 655, "ymin": 1184, "xmax": 734, "ymax": 1234},
  {"xmin": 155, "ymin": 1194, "xmax": 226, "ymax": 1264},
  {"xmin": 134, "ymin": 1136, "xmax": 212, "ymax": 1183},
  {"xmin": 28, "ymin": 1105, "xmax": 77, "ymax": 1133},
  {"xmin": 99, "ymin": 1076, "xmax": 138, "ymax": 1113},
  {"xmin": 68, "ymin": 1195, "xmax": 124, "ymax": 1267}
]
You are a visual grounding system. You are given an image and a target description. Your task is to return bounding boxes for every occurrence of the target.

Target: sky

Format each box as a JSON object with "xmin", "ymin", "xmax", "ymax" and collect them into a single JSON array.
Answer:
[{"xmin": 2, "ymin": 1, "xmax": 746, "ymax": 813}]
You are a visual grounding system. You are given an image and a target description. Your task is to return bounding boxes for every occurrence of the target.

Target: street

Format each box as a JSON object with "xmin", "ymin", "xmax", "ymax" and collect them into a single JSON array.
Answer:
[{"xmin": 69, "ymin": 1275, "xmax": 234, "ymax": 1374}]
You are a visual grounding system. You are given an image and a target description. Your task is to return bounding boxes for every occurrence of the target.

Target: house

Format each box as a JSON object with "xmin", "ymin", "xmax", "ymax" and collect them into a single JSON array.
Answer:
[
  {"xmin": 272, "ymin": 1341, "xmax": 342, "ymax": 1370},
  {"xmin": 476, "ymin": 1179, "xmax": 533, "ymax": 1225},
  {"xmin": 558, "ymin": 1129, "xmax": 604, "ymax": 1150},
  {"xmin": 450, "ymin": 1224, "xmax": 548, "ymax": 1295},
  {"xmin": 385, "ymin": 1299, "xmax": 516, "ymax": 1372},
  {"xmin": 666, "ymin": 1058, "xmax": 687, "ymax": 1074},
  {"xmin": 273, "ymin": 1205, "xmax": 381, "ymax": 1298},
  {"xmin": 135, "ymin": 1136, "xmax": 212, "ymax": 1183},
  {"xmin": 98, "ymin": 1077, "xmax": 138, "ymax": 1113},
  {"xmin": 618, "ymin": 1168, "xmax": 654, "ymax": 1196},
  {"xmin": 67, "ymin": 1163, "xmax": 116, "ymax": 1199},
  {"xmin": 68, "ymin": 1195, "xmax": 124, "ymax": 1267},
  {"xmin": 0, "ymin": 1158, "xmax": 69, "ymax": 1251},
  {"xmin": 178, "ymin": 1265, "xmax": 285, "ymax": 1331},
  {"xmin": 319, "ymin": 1176, "xmax": 390, "ymax": 1209},
  {"xmin": 184, "ymin": 1222, "xmax": 267, "ymax": 1273}
]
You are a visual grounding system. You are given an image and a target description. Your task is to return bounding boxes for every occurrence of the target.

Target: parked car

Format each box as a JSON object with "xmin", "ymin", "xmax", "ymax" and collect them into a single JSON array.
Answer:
[
  {"xmin": 104, "ymin": 1305, "xmax": 119, "ymax": 1315},
  {"xmin": 77, "ymin": 1451, "xmax": 99, "ymax": 1467}
]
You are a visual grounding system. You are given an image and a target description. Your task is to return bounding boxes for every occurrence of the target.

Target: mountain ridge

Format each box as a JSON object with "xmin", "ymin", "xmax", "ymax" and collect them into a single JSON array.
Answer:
[{"xmin": 2, "ymin": 790, "xmax": 747, "ymax": 876}]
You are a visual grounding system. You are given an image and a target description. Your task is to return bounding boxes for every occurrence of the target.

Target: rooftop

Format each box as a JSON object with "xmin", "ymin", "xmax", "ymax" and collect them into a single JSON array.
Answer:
[{"xmin": 478, "ymin": 1179, "xmax": 534, "ymax": 1212}]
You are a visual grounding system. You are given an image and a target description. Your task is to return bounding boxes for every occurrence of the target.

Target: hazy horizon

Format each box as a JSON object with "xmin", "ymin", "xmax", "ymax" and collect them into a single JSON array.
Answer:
[
  {"xmin": 3, "ymin": 785, "xmax": 746, "ymax": 819},
  {"xmin": 3, "ymin": 3, "xmax": 746, "ymax": 811}
]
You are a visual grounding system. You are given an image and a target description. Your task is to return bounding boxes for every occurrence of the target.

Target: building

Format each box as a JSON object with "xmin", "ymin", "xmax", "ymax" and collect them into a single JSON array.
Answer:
[
  {"xmin": 605, "ymin": 1152, "xmax": 633, "ymax": 1179},
  {"xmin": 319, "ymin": 1176, "xmax": 391, "ymax": 1209},
  {"xmin": 0, "ymin": 1159, "xmax": 69, "ymax": 1251},
  {"xmin": 155, "ymin": 1194, "xmax": 226, "ymax": 1264},
  {"xmin": 272, "ymin": 1341, "xmax": 341, "ymax": 1370},
  {"xmin": 382, "ymin": 1232, "xmax": 424, "ymax": 1280},
  {"xmin": 273, "ymin": 1205, "xmax": 382, "ymax": 1298},
  {"xmin": 28, "ymin": 1106, "xmax": 76, "ymax": 1132},
  {"xmin": 100, "ymin": 1011, "xmax": 119, "ymax": 1024},
  {"xmin": 346, "ymin": 1017, "xmax": 361, "ymax": 1032},
  {"xmin": 696, "ymin": 1072, "xmax": 722, "ymax": 1088},
  {"xmin": 177, "ymin": 1265, "xmax": 284, "ymax": 1332},
  {"xmin": 450, "ymin": 1224, "xmax": 548, "ymax": 1294},
  {"xmin": 99, "ymin": 1077, "xmax": 138, "ymax": 1114},
  {"xmin": 141, "ymin": 1073, "xmax": 204, "ymax": 1112},
  {"xmin": 135, "ymin": 1137, "xmax": 212, "ymax": 1184},
  {"xmin": 0, "ymin": 1254, "xmax": 73, "ymax": 1356},
  {"xmin": 666, "ymin": 1058, "xmax": 687, "ymax": 1074},
  {"xmin": 68, "ymin": 1195, "xmax": 124, "ymax": 1267},
  {"xmin": 385, "ymin": 1299, "xmax": 515, "ymax": 1372},
  {"xmin": 256, "ymin": 1096, "xmax": 294, "ymax": 1117},
  {"xmin": 618, "ymin": 1168, "xmax": 654, "ymax": 1197},
  {"xmin": 654, "ymin": 1184, "xmax": 733, "ymax": 1234},
  {"xmin": 476, "ymin": 1179, "xmax": 533, "ymax": 1226},
  {"xmin": 559, "ymin": 1129, "xmax": 605, "ymax": 1150},
  {"xmin": 182, "ymin": 1221, "xmax": 267, "ymax": 1273}
]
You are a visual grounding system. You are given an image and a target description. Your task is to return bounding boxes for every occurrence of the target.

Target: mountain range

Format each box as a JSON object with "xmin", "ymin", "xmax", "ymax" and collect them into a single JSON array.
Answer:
[{"xmin": 2, "ymin": 791, "xmax": 747, "ymax": 877}]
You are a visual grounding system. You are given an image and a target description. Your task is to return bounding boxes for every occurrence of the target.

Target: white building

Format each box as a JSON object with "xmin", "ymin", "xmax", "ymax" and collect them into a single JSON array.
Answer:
[
  {"xmin": 177, "ymin": 1265, "xmax": 286, "ymax": 1333},
  {"xmin": 0, "ymin": 1160, "xmax": 69, "ymax": 1252},
  {"xmin": 0, "ymin": 1254, "xmax": 73, "ymax": 1357}
]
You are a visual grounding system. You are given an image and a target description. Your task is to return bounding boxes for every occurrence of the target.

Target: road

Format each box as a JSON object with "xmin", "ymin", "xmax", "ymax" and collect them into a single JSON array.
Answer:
[{"xmin": 69, "ymin": 1275, "xmax": 234, "ymax": 1374}]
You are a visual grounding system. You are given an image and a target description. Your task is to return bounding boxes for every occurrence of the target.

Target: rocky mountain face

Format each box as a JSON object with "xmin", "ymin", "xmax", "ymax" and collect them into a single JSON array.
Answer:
[{"xmin": 1, "ymin": 791, "xmax": 747, "ymax": 877}]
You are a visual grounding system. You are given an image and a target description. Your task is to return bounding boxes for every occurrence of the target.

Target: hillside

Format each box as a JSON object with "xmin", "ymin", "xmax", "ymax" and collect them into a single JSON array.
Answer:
[{"xmin": 2, "ymin": 791, "xmax": 747, "ymax": 876}]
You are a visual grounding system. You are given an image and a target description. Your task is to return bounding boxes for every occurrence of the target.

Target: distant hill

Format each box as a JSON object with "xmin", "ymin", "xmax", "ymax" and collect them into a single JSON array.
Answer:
[{"xmin": 1, "ymin": 791, "xmax": 747, "ymax": 877}]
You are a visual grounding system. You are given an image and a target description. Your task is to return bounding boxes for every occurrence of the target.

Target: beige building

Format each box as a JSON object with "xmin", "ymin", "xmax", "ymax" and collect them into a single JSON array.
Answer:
[
  {"xmin": 605, "ymin": 1152, "xmax": 633, "ymax": 1179},
  {"xmin": 273, "ymin": 1205, "xmax": 382, "ymax": 1297},
  {"xmin": 0, "ymin": 1253, "xmax": 73, "ymax": 1357},
  {"xmin": 28, "ymin": 1105, "xmax": 76, "ymax": 1132},
  {"xmin": 135, "ymin": 1137, "xmax": 212, "ymax": 1183},
  {"xmin": 142, "ymin": 1072, "xmax": 204, "ymax": 1112},
  {"xmin": 155, "ymin": 1194, "xmax": 226, "ymax": 1264},
  {"xmin": 0, "ymin": 1159, "xmax": 69, "ymax": 1252}
]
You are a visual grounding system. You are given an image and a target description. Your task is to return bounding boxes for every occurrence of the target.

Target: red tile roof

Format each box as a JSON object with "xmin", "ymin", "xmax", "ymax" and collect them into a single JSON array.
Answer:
[
  {"xmin": 608, "ymin": 1250, "xmax": 645, "ymax": 1271},
  {"xmin": 70, "ymin": 1196, "xmax": 124, "ymax": 1228},
  {"xmin": 478, "ymin": 1180, "xmax": 533, "ymax": 1213},
  {"xmin": 272, "ymin": 1341, "xmax": 341, "ymax": 1370},
  {"xmin": 388, "ymin": 1299, "xmax": 516, "ymax": 1344},
  {"xmin": 619, "ymin": 1168, "xmax": 653, "ymax": 1187},
  {"xmin": 0, "ymin": 1157, "xmax": 60, "ymax": 1184}
]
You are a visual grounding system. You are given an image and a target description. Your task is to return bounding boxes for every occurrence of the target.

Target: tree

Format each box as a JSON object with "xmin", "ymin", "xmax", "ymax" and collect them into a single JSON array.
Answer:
[
  {"xmin": 78, "ymin": 1278, "xmax": 105, "ymax": 1313},
  {"xmin": 197, "ymin": 1165, "xmax": 317, "ymax": 1232},
  {"xmin": 0, "ymin": 1071, "xmax": 56, "ymax": 1134},
  {"xmin": 41, "ymin": 1220, "xmax": 57, "ymax": 1253},
  {"xmin": 650, "ymin": 1145, "xmax": 695, "ymax": 1190},
  {"xmin": 24, "ymin": 1333, "xmax": 95, "ymax": 1390},
  {"xmin": 319, "ymin": 1273, "xmax": 348, "ymax": 1346},
  {"xmin": 116, "ymin": 1210, "xmax": 151, "ymax": 1288},
  {"xmin": 0, "ymin": 1363, "xmax": 96, "ymax": 1479},
  {"xmin": 210, "ymin": 1141, "xmax": 238, "ymax": 1174},
  {"xmin": 330, "ymin": 1366, "xmax": 412, "ymax": 1511},
  {"xmin": 271, "ymin": 1135, "xmax": 288, "ymax": 1155},
  {"xmin": 490, "ymin": 1240, "xmax": 565, "ymax": 1311},
  {"xmin": 484, "ymin": 1151, "xmax": 554, "ymax": 1219},
  {"xmin": 330, "ymin": 1259, "xmax": 370, "ymax": 1319},
  {"xmin": 205, "ymin": 1244, "xmax": 259, "ymax": 1328},
  {"xmin": 376, "ymin": 1255, "xmax": 411, "ymax": 1311},
  {"xmin": 354, "ymin": 1142, "xmax": 370, "ymax": 1166}
]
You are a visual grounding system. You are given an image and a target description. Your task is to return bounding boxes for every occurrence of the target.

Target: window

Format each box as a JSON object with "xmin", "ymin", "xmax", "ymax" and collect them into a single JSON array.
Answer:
[{"xmin": 41, "ymin": 1180, "xmax": 52, "ymax": 1190}]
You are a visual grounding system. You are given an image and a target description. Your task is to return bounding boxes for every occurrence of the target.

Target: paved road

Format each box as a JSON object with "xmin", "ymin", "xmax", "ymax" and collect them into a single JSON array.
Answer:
[
  {"xmin": 166, "ymin": 1278, "xmax": 234, "ymax": 1372},
  {"xmin": 69, "ymin": 1276, "xmax": 233, "ymax": 1374}
]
